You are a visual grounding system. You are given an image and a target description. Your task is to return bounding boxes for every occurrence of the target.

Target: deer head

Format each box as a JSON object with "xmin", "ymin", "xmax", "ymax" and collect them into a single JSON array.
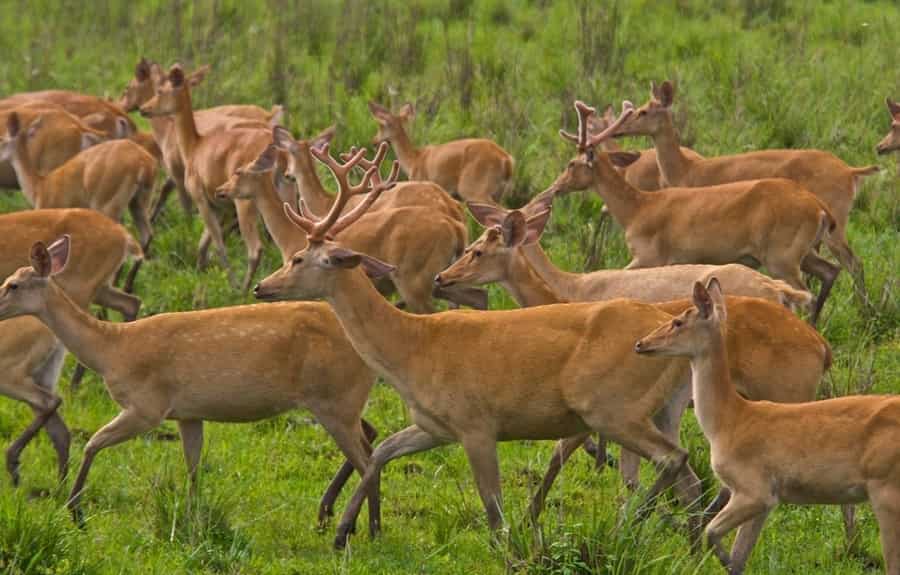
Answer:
[
  {"xmin": 0, "ymin": 236, "xmax": 71, "ymax": 321},
  {"xmin": 368, "ymin": 101, "xmax": 415, "ymax": 145},
  {"xmin": 612, "ymin": 80, "xmax": 675, "ymax": 138},
  {"xmin": 634, "ymin": 277, "xmax": 727, "ymax": 357},
  {"xmin": 876, "ymin": 97, "xmax": 900, "ymax": 156}
]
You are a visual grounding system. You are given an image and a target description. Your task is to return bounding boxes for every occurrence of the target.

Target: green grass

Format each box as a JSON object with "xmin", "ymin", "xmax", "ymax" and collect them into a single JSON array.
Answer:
[{"xmin": 0, "ymin": 0, "xmax": 898, "ymax": 573}]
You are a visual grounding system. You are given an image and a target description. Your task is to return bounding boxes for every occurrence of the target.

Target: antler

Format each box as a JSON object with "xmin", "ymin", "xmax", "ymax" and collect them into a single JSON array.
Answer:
[
  {"xmin": 558, "ymin": 100, "xmax": 596, "ymax": 151},
  {"xmin": 283, "ymin": 142, "xmax": 399, "ymax": 241},
  {"xmin": 339, "ymin": 142, "xmax": 392, "ymax": 186},
  {"xmin": 587, "ymin": 101, "xmax": 633, "ymax": 147}
]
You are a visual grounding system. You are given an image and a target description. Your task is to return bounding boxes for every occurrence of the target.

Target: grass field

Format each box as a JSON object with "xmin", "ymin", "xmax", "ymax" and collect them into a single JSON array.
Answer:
[{"xmin": 0, "ymin": 0, "xmax": 898, "ymax": 573}]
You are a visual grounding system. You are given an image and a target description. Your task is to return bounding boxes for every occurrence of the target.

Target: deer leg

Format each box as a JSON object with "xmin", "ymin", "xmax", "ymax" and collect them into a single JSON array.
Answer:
[
  {"xmin": 334, "ymin": 425, "xmax": 449, "ymax": 549},
  {"xmin": 825, "ymin": 234, "xmax": 870, "ymax": 311},
  {"xmin": 318, "ymin": 419, "xmax": 377, "ymax": 528},
  {"xmin": 93, "ymin": 284, "xmax": 141, "ymax": 321},
  {"xmin": 800, "ymin": 252, "xmax": 840, "ymax": 326},
  {"xmin": 234, "ymin": 199, "xmax": 263, "ymax": 292},
  {"xmin": 42, "ymin": 411, "xmax": 70, "ymax": 482},
  {"xmin": 129, "ymin": 190, "xmax": 154, "ymax": 258},
  {"xmin": 728, "ymin": 510, "xmax": 770, "ymax": 575},
  {"xmin": 150, "ymin": 178, "xmax": 176, "ymax": 224},
  {"xmin": 703, "ymin": 486, "xmax": 732, "ymax": 525},
  {"xmin": 394, "ymin": 272, "xmax": 436, "ymax": 314},
  {"xmin": 67, "ymin": 409, "xmax": 160, "ymax": 526},
  {"xmin": 529, "ymin": 434, "xmax": 588, "ymax": 522},
  {"xmin": 461, "ymin": 435, "xmax": 504, "ymax": 534},
  {"xmin": 177, "ymin": 420, "xmax": 204, "ymax": 495},
  {"xmin": 3, "ymin": 378, "xmax": 61, "ymax": 487},
  {"xmin": 704, "ymin": 492, "xmax": 772, "ymax": 571},
  {"xmin": 841, "ymin": 504, "xmax": 859, "ymax": 551},
  {"xmin": 193, "ymin": 192, "xmax": 234, "ymax": 284},
  {"xmin": 870, "ymin": 485, "xmax": 900, "ymax": 575}
]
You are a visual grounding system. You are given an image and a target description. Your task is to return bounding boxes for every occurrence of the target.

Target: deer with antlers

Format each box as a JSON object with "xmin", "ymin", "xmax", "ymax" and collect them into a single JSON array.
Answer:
[
  {"xmin": 636, "ymin": 278, "xmax": 900, "ymax": 575},
  {"xmin": 612, "ymin": 81, "xmax": 879, "ymax": 304},
  {"xmin": 0, "ymin": 112, "xmax": 156, "ymax": 257},
  {"xmin": 368, "ymin": 101, "xmax": 514, "ymax": 204},
  {"xmin": 552, "ymin": 100, "xmax": 841, "ymax": 324},
  {"xmin": 0, "ymin": 233, "xmax": 389, "ymax": 530},
  {"xmin": 252, "ymin": 142, "xmax": 718, "ymax": 549},
  {"xmin": 0, "ymin": 209, "xmax": 142, "ymax": 486}
]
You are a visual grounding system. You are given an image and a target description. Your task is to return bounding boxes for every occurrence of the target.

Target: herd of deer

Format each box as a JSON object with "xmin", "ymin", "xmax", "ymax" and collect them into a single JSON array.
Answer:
[{"xmin": 0, "ymin": 58, "xmax": 896, "ymax": 574}]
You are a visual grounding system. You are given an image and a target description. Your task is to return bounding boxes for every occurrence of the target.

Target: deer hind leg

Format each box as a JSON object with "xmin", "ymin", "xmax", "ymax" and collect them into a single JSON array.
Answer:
[
  {"xmin": 129, "ymin": 178, "xmax": 154, "ymax": 255},
  {"xmin": 727, "ymin": 509, "xmax": 770, "ymax": 575},
  {"xmin": 189, "ymin": 180, "xmax": 231, "ymax": 279},
  {"xmin": 150, "ymin": 178, "xmax": 176, "ymax": 224},
  {"xmin": 234, "ymin": 199, "xmax": 263, "ymax": 292},
  {"xmin": 529, "ymin": 434, "xmax": 588, "ymax": 522},
  {"xmin": 93, "ymin": 284, "xmax": 141, "ymax": 321},
  {"xmin": 34, "ymin": 344, "xmax": 69, "ymax": 482},
  {"xmin": 334, "ymin": 425, "xmax": 449, "ymax": 549},
  {"xmin": 177, "ymin": 420, "xmax": 204, "ymax": 495},
  {"xmin": 869, "ymin": 484, "xmax": 900, "ymax": 575},
  {"xmin": 800, "ymin": 252, "xmax": 840, "ymax": 326},
  {"xmin": 394, "ymin": 270, "xmax": 436, "ymax": 314},
  {"xmin": 0, "ymin": 375, "xmax": 63, "ymax": 487},
  {"xmin": 318, "ymin": 419, "xmax": 377, "ymax": 529},
  {"xmin": 825, "ymin": 232, "xmax": 870, "ymax": 309}
]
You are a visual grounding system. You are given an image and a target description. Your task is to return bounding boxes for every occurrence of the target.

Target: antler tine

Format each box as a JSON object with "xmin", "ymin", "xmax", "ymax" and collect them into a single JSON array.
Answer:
[
  {"xmin": 558, "ymin": 100, "xmax": 597, "ymax": 151},
  {"xmin": 308, "ymin": 143, "xmax": 369, "ymax": 241},
  {"xmin": 587, "ymin": 102, "xmax": 634, "ymax": 147},
  {"xmin": 340, "ymin": 141, "xmax": 391, "ymax": 185},
  {"xmin": 283, "ymin": 202, "xmax": 318, "ymax": 235},
  {"xmin": 328, "ymin": 160, "xmax": 400, "ymax": 238}
]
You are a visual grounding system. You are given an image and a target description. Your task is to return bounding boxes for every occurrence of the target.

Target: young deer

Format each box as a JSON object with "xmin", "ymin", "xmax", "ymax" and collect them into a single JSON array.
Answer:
[
  {"xmin": 0, "ymin": 104, "xmax": 108, "ymax": 189},
  {"xmin": 636, "ymin": 278, "xmax": 900, "ymax": 575},
  {"xmin": 877, "ymin": 98, "xmax": 900, "ymax": 156},
  {"xmin": 253, "ymin": 144, "xmax": 710, "ymax": 549},
  {"xmin": 553, "ymin": 100, "xmax": 840, "ymax": 324},
  {"xmin": 368, "ymin": 101, "xmax": 514, "ymax": 204},
  {"xmin": 119, "ymin": 58, "xmax": 282, "ymax": 223},
  {"xmin": 433, "ymin": 201, "xmax": 852, "ymax": 536},
  {"xmin": 0, "ymin": 209, "xmax": 143, "ymax": 486},
  {"xmin": 139, "ymin": 63, "xmax": 275, "ymax": 290},
  {"xmin": 613, "ymin": 81, "xmax": 879, "ymax": 302},
  {"xmin": 587, "ymin": 105, "xmax": 702, "ymax": 191},
  {"xmin": 0, "ymin": 235, "xmax": 386, "ymax": 530},
  {"xmin": 222, "ymin": 140, "xmax": 482, "ymax": 312},
  {"xmin": 0, "ymin": 112, "xmax": 156, "ymax": 256}
]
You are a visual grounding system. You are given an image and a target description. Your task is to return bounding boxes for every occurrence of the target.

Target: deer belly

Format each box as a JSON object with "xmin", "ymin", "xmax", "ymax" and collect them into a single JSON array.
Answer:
[{"xmin": 169, "ymin": 384, "xmax": 297, "ymax": 422}]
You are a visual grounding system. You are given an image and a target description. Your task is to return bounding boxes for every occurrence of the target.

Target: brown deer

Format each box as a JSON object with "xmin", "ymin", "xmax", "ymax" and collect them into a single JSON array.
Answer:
[
  {"xmin": 368, "ymin": 101, "xmax": 514, "ymax": 204},
  {"xmin": 877, "ymin": 98, "xmax": 900, "ymax": 156},
  {"xmin": 553, "ymin": 100, "xmax": 840, "ymax": 324},
  {"xmin": 218, "ymin": 142, "xmax": 482, "ymax": 312},
  {"xmin": 0, "ymin": 89, "xmax": 136, "ymax": 139},
  {"xmin": 0, "ymin": 234, "xmax": 387, "ymax": 532},
  {"xmin": 636, "ymin": 278, "xmax": 900, "ymax": 575},
  {"xmin": 139, "ymin": 63, "xmax": 276, "ymax": 290},
  {"xmin": 613, "ymin": 81, "xmax": 879, "ymax": 303},
  {"xmin": 253, "ymin": 143, "xmax": 710, "ymax": 549},
  {"xmin": 0, "ymin": 112, "xmax": 156, "ymax": 256},
  {"xmin": 0, "ymin": 209, "xmax": 143, "ymax": 486}
]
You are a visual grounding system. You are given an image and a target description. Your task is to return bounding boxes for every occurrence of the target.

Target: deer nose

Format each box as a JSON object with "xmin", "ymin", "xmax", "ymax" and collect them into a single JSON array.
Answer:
[
  {"xmin": 634, "ymin": 341, "xmax": 644, "ymax": 352},
  {"xmin": 253, "ymin": 284, "xmax": 261, "ymax": 295},
  {"xmin": 433, "ymin": 274, "xmax": 444, "ymax": 286}
]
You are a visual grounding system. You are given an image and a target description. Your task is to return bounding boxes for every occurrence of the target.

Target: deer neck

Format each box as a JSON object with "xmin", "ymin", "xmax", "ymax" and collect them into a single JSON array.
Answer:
[
  {"xmin": 148, "ymin": 115, "xmax": 173, "ymax": 148},
  {"xmin": 9, "ymin": 139, "xmax": 43, "ymax": 207},
  {"xmin": 498, "ymin": 248, "xmax": 563, "ymax": 307},
  {"xmin": 253, "ymin": 178, "xmax": 308, "ymax": 262},
  {"xmin": 651, "ymin": 116, "xmax": 691, "ymax": 186},
  {"xmin": 294, "ymin": 151, "xmax": 335, "ymax": 217},
  {"xmin": 519, "ymin": 243, "xmax": 581, "ymax": 301},
  {"xmin": 388, "ymin": 127, "xmax": 422, "ymax": 177},
  {"xmin": 689, "ymin": 329, "xmax": 744, "ymax": 441},
  {"xmin": 327, "ymin": 267, "xmax": 422, "ymax": 386},
  {"xmin": 589, "ymin": 163, "xmax": 644, "ymax": 227},
  {"xmin": 171, "ymin": 89, "xmax": 200, "ymax": 161},
  {"xmin": 39, "ymin": 281, "xmax": 121, "ymax": 376}
]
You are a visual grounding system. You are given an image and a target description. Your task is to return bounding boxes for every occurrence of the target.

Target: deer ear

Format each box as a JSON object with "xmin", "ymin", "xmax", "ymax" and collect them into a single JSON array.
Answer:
[
  {"xmin": 25, "ymin": 116, "xmax": 44, "ymax": 139},
  {"xmin": 136, "ymin": 57, "xmax": 151, "ymax": 81},
  {"xmin": 249, "ymin": 144, "xmax": 278, "ymax": 173},
  {"xmin": 368, "ymin": 101, "xmax": 389, "ymax": 119},
  {"xmin": 272, "ymin": 126, "xmax": 298, "ymax": 152},
  {"xmin": 169, "ymin": 65, "xmax": 185, "ymax": 88},
  {"xmin": 115, "ymin": 116, "xmax": 131, "ymax": 138},
  {"xmin": 608, "ymin": 151, "xmax": 641, "ymax": 167},
  {"xmin": 692, "ymin": 281, "xmax": 713, "ymax": 319},
  {"xmin": 501, "ymin": 211, "xmax": 527, "ymax": 248},
  {"xmin": 523, "ymin": 188, "xmax": 557, "ymax": 218},
  {"xmin": 359, "ymin": 253, "xmax": 396, "ymax": 279},
  {"xmin": 30, "ymin": 241, "xmax": 51, "ymax": 277},
  {"xmin": 522, "ymin": 208, "xmax": 552, "ymax": 245},
  {"xmin": 187, "ymin": 65, "xmax": 210, "ymax": 88},
  {"xmin": 81, "ymin": 132, "xmax": 103, "ymax": 150},
  {"xmin": 398, "ymin": 102, "xmax": 415, "ymax": 120},
  {"xmin": 6, "ymin": 112, "xmax": 20, "ymax": 137},
  {"xmin": 888, "ymin": 98, "xmax": 900, "ymax": 118},
  {"xmin": 310, "ymin": 125, "xmax": 336, "ymax": 152},
  {"xmin": 658, "ymin": 81, "xmax": 675, "ymax": 107},
  {"xmin": 46, "ymin": 235, "xmax": 70, "ymax": 276},
  {"xmin": 324, "ymin": 247, "xmax": 362, "ymax": 269},
  {"xmin": 467, "ymin": 202, "xmax": 507, "ymax": 227},
  {"xmin": 705, "ymin": 277, "xmax": 726, "ymax": 319}
]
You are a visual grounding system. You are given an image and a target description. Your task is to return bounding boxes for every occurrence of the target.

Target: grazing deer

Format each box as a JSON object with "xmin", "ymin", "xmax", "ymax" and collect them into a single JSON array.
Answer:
[
  {"xmin": 636, "ymin": 278, "xmax": 900, "ymax": 575},
  {"xmin": 434, "ymin": 200, "xmax": 852, "ymax": 536},
  {"xmin": 253, "ymin": 143, "xmax": 710, "ymax": 549},
  {"xmin": 139, "ymin": 63, "xmax": 275, "ymax": 290},
  {"xmin": 0, "ymin": 112, "xmax": 156, "ymax": 256},
  {"xmin": 118, "ymin": 58, "xmax": 282, "ymax": 222},
  {"xmin": 553, "ymin": 100, "xmax": 840, "ymax": 324},
  {"xmin": 368, "ymin": 101, "xmax": 514, "ymax": 204},
  {"xmin": 0, "ymin": 234, "xmax": 385, "ymax": 530},
  {"xmin": 218, "ymin": 142, "xmax": 482, "ymax": 312},
  {"xmin": 0, "ymin": 209, "xmax": 142, "ymax": 486},
  {"xmin": 588, "ymin": 104, "xmax": 703, "ymax": 191},
  {"xmin": 0, "ymin": 89, "xmax": 136, "ymax": 139},
  {"xmin": 613, "ymin": 81, "xmax": 878, "ymax": 303},
  {"xmin": 877, "ymin": 98, "xmax": 900, "ymax": 156},
  {"xmin": 0, "ymin": 104, "xmax": 108, "ymax": 189}
]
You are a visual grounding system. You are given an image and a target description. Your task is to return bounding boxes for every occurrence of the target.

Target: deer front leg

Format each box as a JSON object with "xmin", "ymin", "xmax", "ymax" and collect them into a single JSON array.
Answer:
[
  {"xmin": 703, "ymin": 492, "xmax": 772, "ymax": 572},
  {"xmin": 461, "ymin": 435, "xmax": 503, "ymax": 533},
  {"xmin": 318, "ymin": 419, "xmax": 377, "ymax": 529},
  {"xmin": 177, "ymin": 420, "xmax": 204, "ymax": 495},
  {"xmin": 234, "ymin": 199, "xmax": 263, "ymax": 292}
]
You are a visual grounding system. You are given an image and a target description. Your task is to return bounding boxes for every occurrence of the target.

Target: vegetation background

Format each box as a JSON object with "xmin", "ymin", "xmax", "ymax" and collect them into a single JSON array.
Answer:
[{"xmin": 0, "ymin": 0, "xmax": 897, "ymax": 573}]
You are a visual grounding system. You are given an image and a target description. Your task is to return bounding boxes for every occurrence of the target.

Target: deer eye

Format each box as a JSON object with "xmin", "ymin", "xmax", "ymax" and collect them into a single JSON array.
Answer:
[
  {"xmin": 473, "ymin": 250, "xmax": 483, "ymax": 258},
  {"xmin": 637, "ymin": 110, "xmax": 647, "ymax": 117},
  {"xmin": 291, "ymin": 256, "xmax": 303, "ymax": 266},
  {"xmin": 673, "ymin": 319, "xmax": 683, "ymax": 328},
  {"xmin": 8, "ymin": 283, "xmax": 17, "ymax": 291}
]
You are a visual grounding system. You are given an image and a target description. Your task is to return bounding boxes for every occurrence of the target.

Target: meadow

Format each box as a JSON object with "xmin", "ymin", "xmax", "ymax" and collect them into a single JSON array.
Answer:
[{"xmin": 0, "ymin": 0, "xmax": 898, "ymax": 573}]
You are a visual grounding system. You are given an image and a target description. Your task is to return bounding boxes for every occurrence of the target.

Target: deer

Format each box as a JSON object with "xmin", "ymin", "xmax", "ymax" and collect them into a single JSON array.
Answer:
[
  {"xmin": 139, "ymin": 63, "xmax": 276, "ymax": 290},
  {"xmin": 0, "ymin": 104, "xmax": 109, "ymax": 189},
  {"xmin": 588, "ymin": 104, "xmax": 703, "ymax": 191},
  {"xmin": 217, "ymin": 142, "xmax": 484, "ymax": 312},
  {"xmin": 552, "ymin": 100, "xmax": 841, "ymax": 325},
  {"xmin": 612, "ymin": 81, "xmax": 879, "ymax": 305},
  {"xmin": 0, "ymin": 208, "xmax": 143, "ymax": 486},
  {"xmin": 433, "ymin": 199, "xmax": 856, "ymax": 542},
  {"xmin": 118, "ymin": 58, "xmax": 283, "ymax": 222},
  {"xmin": 251, "ymin": 143, "xmax": 717, "ymax": 550},
  {"xmin": 0, "ymin": 89, "xmax": 137, "ymax": 139},
  {"xmin": 0, "ymin": 112, "xmax": 156, "ymax": 259},
  {"xmin": 0, "ymin": 234, "xmax": 390, "ymax": 532},
  {"xmin": 877, "ymin": 98, "xmax": 900, "ymax": 156},
  {"xmin": 636, "ymin": 277, "xmax": 900, "ymax": 575},
  {"xmin": 367, "ymin": 101, "xmax": 514, "ymax": 205}
]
